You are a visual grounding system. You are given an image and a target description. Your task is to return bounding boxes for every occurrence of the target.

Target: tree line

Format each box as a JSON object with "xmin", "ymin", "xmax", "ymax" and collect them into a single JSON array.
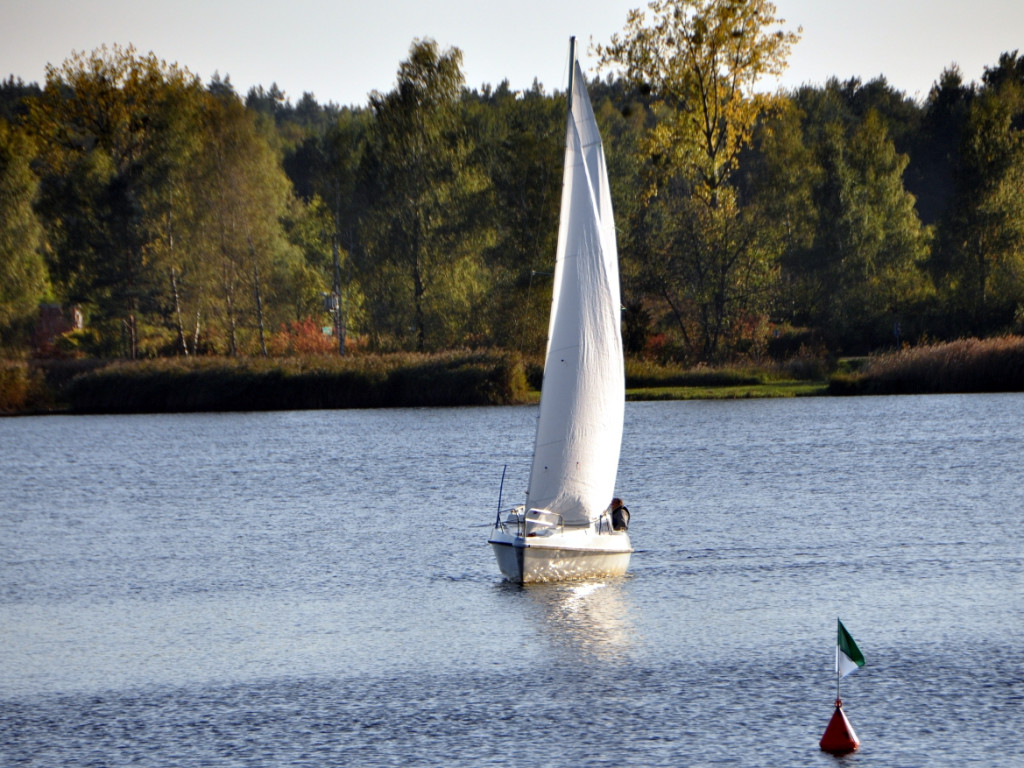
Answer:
[{"xmin": 2, "ymin": 0, "xmax": 1023, "ymax": 365}]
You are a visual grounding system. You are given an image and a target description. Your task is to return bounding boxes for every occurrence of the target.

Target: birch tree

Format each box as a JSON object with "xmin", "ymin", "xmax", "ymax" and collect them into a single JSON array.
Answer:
[{"xmin": 357, "ymin": 39, "xmax": 492, "ymax": 351}]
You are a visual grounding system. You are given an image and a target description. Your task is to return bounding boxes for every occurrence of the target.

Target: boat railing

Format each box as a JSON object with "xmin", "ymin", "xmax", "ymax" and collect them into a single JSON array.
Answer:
[
  {"xmin": 494, "ymin": 507, "xmax": 567, "ymax": 537},
  {"xmin": 496, "ymin": 505, "xmax": 527, "ymax": 536}
]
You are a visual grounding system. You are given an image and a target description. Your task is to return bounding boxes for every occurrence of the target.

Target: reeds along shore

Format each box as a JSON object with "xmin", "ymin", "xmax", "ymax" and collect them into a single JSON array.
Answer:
[
  {"xmin": 1, "ymin": 353, "xmax": 817, "ymax": 414},
  {"xmin": 828, "ymin": 336, "xmax": 1024, "ymax": 395},
  {"xmin": 4, "ymin": 337, "xmax": 1024, "ymax": 415},
  {"xmin": 1, "ymin": 351, "xmax": 530, "ymax": 414}
]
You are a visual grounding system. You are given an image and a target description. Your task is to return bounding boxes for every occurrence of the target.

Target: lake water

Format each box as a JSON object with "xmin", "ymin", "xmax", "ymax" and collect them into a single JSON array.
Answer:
[{"xmin": 1, "ymin": 395, "xmax": 1021, "ymax": 767}]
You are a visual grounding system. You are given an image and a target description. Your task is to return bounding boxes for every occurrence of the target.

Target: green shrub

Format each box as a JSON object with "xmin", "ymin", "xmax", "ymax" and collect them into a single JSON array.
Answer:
[
  {"xmin": 0, "ymin": 361, "xmax": 51, "ymax": 413},
  {"xmin": 0, "ymin": 361, "xmax": 31, "ymax": 412}
]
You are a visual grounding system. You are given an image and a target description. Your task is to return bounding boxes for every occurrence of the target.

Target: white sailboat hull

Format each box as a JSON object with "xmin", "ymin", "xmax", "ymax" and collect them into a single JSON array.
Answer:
[{"xmin": 488, "ymin": 518, "xmax": 633, "ymax": 584}]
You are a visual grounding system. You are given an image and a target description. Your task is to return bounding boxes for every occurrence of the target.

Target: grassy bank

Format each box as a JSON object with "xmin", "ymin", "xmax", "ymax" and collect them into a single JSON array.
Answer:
[
  {"xmin": 628, "ymin": 380, "xmax": 826, "ymax": 400},
  {"xmin": 828, "ymin": 336, "xmax": 1024, "ymax": 395},
  {"xmin": 624, "ymin": 358, "xmax": 827, "ymax": 400}
]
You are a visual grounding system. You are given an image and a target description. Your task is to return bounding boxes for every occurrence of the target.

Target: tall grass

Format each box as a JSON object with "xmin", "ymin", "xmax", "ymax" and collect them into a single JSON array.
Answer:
[
  {"xmin": 625, "ymin": 359, "xmax": 762, "ymax": 388},
  {"xmin": 828, "ymin": 336, "xmax": 1024, "ymax": 395},
  {"xmin": 59, "ymin": 351, "xmax": 529, "ymax": 414},
  {"xmin": 624, "ymin": 358, "xmax": 824, "ymax": 388}
]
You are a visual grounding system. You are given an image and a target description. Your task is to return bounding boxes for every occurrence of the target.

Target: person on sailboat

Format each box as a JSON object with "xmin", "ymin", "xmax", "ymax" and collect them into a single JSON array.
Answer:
[{"xmin": 611, "ymin": 498, "xmax": 630, "ymax": 532}]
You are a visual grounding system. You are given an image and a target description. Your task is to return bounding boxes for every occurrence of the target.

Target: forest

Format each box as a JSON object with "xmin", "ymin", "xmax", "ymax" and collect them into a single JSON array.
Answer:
[{"xmin": 2, "ymin": 0, "xmax": 1023, "ymax": 369}]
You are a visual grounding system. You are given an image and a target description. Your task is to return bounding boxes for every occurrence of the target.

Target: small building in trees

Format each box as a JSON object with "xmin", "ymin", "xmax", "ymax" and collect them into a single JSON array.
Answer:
[{"xmin": 33, "ymin": 303, "xmax": 83, "ymax": 353}]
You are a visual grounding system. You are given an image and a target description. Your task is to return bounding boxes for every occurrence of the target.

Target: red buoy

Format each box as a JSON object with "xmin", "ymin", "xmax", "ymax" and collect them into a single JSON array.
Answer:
[{"xmin": 819, "ymin": 698, "xmax": 860, "ymax": 754}]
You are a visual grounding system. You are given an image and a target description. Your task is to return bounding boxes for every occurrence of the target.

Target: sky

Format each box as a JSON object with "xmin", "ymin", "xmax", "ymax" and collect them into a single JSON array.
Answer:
[{"xmin": 4, "ymin": 0, "xmax": 1023, "ymax": 107}]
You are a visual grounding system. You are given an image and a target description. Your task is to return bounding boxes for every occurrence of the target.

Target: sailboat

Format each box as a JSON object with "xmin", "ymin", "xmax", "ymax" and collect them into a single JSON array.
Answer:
[{"xmin": 488, "ymin": 37, "xmax": 633, "ymax": 583}]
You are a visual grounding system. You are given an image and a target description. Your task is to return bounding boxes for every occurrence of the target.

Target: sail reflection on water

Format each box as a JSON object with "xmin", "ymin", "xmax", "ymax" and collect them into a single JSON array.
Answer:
[{"xmin": 515, "ymin": 581, "xmax": 636, "ymax": 660}]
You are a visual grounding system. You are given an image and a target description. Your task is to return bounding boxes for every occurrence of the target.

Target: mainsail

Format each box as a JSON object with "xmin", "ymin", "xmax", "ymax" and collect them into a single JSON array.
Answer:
[{"xmin": 525, "ymin": 47, "xmax": 625, "ymax": 526}]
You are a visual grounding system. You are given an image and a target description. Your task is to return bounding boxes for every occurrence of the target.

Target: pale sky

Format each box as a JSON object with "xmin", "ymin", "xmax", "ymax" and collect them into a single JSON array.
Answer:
[{"xmin": 4, "ymin": 0, "xmax": 1022, "ymax": 107}]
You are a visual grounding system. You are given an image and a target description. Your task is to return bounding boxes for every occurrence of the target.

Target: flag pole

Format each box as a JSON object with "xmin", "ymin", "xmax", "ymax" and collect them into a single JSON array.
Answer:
[
  {"xmin": 835, "ymin": 647, "xmax": 841, "ymax": 704},
  {"xmin": 834, "ymin": 619, "xmax": 842, "ymax": 705}
]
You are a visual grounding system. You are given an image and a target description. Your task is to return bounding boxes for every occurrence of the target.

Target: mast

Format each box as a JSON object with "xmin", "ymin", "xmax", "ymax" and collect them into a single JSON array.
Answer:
[{"xmin": 567, "ymin": 36, "xmax": 576, "ymax": 114}]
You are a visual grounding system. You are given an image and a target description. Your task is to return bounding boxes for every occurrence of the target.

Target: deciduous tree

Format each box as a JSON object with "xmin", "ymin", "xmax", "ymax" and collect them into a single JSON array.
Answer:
[
  {"xmin": 357, "ymin": 39, "xmax": 493, "ymax": 351},
  {"xmin": 937, "ymin": 53, "xmax": 1024, "ymax": 332},
  {"xmin": 467, "ymin": 80, "xmax": 563, "ymax": 353},
  {"xmin": 597, "ymin": 0, "xmax": 800, "ymax": 361},
  {"xmin": 194, "ymin": 90, "xmax": 299, "ymax": 356},
  {"xmin": 28, "ymin": 45, "xmax": 205, "ymax": 357},
  {"xmin": 812, "ymin": 112, "xmax": 931, "ymax": 350},
  {"xmin": 0, "ymin": 122, "xmax": 50, "ymax": 348}
]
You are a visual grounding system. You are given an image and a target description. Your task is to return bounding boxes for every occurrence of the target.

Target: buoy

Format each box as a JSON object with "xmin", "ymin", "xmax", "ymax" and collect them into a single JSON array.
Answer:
[{"xmin": 819, "ymin": 698, "xmax": 860, "ymax": 754}]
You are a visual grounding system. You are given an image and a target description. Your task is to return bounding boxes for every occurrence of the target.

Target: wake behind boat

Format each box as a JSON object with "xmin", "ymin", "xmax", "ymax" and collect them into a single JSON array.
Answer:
[{"xmin": 488, "ymin": 37, "xmax": 633, "ymax": 584}]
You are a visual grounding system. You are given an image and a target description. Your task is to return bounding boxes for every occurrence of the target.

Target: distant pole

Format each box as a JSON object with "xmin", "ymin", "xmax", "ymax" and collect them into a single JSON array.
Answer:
[
  {"xmin": 332, "ymin": 236, "xmax": 342, "ymax": 355},
  {"xmin": 332, "ymin": 222, "xmax": 345, "ymax": 356}
]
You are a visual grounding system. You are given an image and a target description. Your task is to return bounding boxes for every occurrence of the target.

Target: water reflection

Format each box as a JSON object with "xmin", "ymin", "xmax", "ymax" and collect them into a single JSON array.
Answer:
[{"xmin": 501, "ymin": 580, "xmax": 637, "ymax": 660}]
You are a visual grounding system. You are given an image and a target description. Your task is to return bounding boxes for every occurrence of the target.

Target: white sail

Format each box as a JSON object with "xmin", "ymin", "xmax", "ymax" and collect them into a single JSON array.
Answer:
[{"xmin": 525, "ymin": 55, "xmax": 625, "ymax": 526}]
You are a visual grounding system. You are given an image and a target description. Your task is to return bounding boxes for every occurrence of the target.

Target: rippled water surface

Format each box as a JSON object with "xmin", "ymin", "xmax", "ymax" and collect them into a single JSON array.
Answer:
[{"xmin": 2, "ymin": 395, "xmax": 1022, "ymax": 766}]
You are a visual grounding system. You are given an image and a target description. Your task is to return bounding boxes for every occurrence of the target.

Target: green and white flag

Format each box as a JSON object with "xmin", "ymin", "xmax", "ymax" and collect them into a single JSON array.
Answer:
[{"xmin": 836, "ymin": 619, "xmax": 865, "ymax": 677}]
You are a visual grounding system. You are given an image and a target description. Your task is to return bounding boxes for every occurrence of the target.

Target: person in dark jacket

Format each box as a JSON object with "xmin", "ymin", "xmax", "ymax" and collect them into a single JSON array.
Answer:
[{"xmin": 610, "ymin": 497, "xmax": 630, "ymax": 531}]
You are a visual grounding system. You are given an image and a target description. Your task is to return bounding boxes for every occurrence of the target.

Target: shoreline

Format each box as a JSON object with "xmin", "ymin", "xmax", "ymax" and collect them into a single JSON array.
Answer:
[{"xmin": 5, "ymin": 336, "xmax": 1024, "ymax": 416}]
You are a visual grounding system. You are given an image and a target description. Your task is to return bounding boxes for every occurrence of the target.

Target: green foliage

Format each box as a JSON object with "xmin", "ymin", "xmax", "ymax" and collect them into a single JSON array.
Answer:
[
  {"xmin": 908, "ymin": 67, "xmax": 974, "ymax": 226},
  {"xmin": 934, "ymin": 59, "xmax": 1024, "ymax": 334},
  {"xmin": 466, "ymin": 83, "xmax": 564, "ymax": 355},
  {"xmin": 27, "ymin": 46, "xmax": 209, "ymax": 358},
  {"xmin": 0, "ymin": 76, "xmax": 42, "ymax": 122},
  {"xmin": 193, "ymin": 89, "xmax": 299, "ymax": 356},
  {"xmin": 354, "ymin": 39, "xmax": 495, "ymax": 352},
  {"xmin": 5, "ymin": 34, "xmax": 1024, "ymax": 370},
  {"xmin": 815, "ymin": 112, "xmax": 932, "ymax": 351},
  {"xmin": 597, "ymin": 0, "xmax": 801, "ymax": 362},
  {"xmin": 54, "ymin": 326, "xmax": 105, "ymax": 357},
  {"xmin": 0, "ymin": 121, "xmax": 50, "ymax": 349},
  {"xmin": 597, "ymin": 0, "xmax": 801, "ymax": 198}
]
